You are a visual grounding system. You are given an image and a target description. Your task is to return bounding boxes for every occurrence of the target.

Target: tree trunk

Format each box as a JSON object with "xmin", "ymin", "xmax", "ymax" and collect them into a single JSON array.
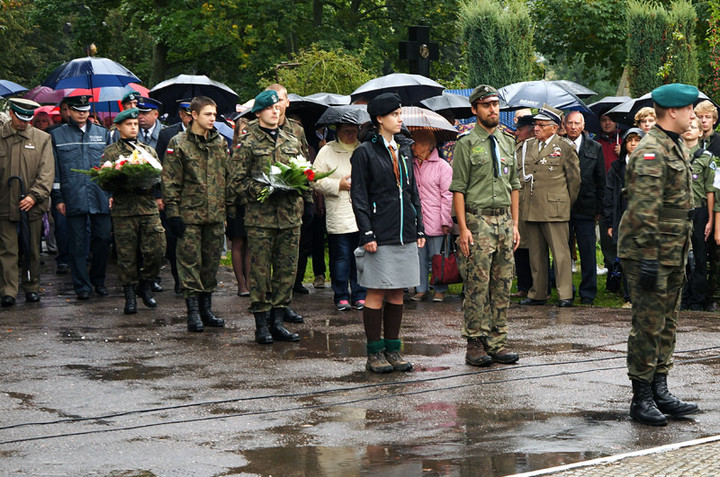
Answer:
[{"xmin": 151, "ymin": 42, "xmax": 168, "ymax": 87}]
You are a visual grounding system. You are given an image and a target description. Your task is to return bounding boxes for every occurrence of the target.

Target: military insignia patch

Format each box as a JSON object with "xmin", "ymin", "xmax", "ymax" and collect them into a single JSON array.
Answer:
[
  {"xmin": 710, "ymin": 162, "xmax": 717, "ymax": 171},
  {"xmin": 472, "ymin": 146, "xmax": 485, "ymax": 154},
  {"xmin": 166, "ymin": 148, "xmax": 174, "ymax": 154},
  {"xmin": 644, "ymin": 153, "xmax": 655, "ymax": 160}
]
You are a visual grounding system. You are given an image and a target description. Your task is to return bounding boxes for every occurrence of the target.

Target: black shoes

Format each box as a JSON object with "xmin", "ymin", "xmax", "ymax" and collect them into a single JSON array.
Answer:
[
  {"xmin": 137, "ymin": 280, "xmax": 158, "ymax": 308},
  {"xmin": 490, "ymin": 348, "xmax": 519, "ymax": 364},
  {"xmin": 198, "ymin": 292, "xmax": 224, "ymax": 327},
  {"xmin": 151, "ymin": 280, "xmax": 163, "ymax": 292},
  {"xmin": 283, "ymin": 307, "xmax": 303, "ymax": 324},
  {"xmin": 77, "ymin": 290, "xmax": 91, "ymax": 300},
  {"xmin": 123, "ymin": 285, "xmax": 137, "ymax": 314},
  {"xmin": 558, "ymin": 299, "xmax": 574, "ymax": 308},
  {"xmin": 630, "ymin": 379, "xmax": 667, "ymax": 426},
  {"xmin": 651, "ymin": 373, "xmax": 699, "ymax": 417},
  {"xmin": 254, "ymin": 311, "xmax": 273, "ymax": 344},
  {"xmin": 25, "ymin": 292, "xmax": 40, "ymax": 303},
  {"xmin": 1, "ymin": 295, "xmax": 15, "ymax": 307},
  {"xmin": 56, "ymin": 264, "xmax": 69, "ymax": 275},
  {"xmin": 519, "ymin": 298, "xmax": 546, "ymax": 306},
  {"xmin": 293, "ymin": 284, "xmax": 310, "ymax": 295},
  {"xmin": 580, "ymin": 298, "xmax": 594, "ymax": 305},
  {"xmin": 186, "ymin": 297, "xmax": 204, "ymax": 332},
  {"xmin": 94, "ymin": 285, "xmax": 108, "ymax": 296},
  {"xmin": 269, "ymin": 308, "xmax": 299, "ymax": 342}
]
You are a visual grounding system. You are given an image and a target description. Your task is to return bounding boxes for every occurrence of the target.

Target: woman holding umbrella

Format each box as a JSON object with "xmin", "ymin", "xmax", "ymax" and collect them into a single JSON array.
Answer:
[{"xmin": 351, "ymin": 93, "xmax": 425, "ymax": 373}]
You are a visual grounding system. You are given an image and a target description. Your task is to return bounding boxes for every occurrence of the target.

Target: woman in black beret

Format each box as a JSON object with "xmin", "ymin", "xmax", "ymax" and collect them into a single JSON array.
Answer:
[{"xmin": 350, "ymin": 93, "xmax": 426, "ymax": 373}]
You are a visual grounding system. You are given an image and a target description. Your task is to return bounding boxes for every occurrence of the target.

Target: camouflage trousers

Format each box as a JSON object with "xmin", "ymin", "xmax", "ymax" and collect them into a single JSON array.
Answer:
[
  {"xmin": 623, "ymin": 258, "xmax": 684, "ymax": 383},
  {"xmin": 458, "ymin": 212, "xmax": 514, "ymax": 353},
  {"xmin": 176, "ymin": 222, "xmax": 225, "ymax": 297},
  {"xmin": 246, "ymin": 225, "xmax": 301, "ymax": 313},
  {"xmin": 113, "ymin": 214, "xmax": 166, "ymax": 286}
]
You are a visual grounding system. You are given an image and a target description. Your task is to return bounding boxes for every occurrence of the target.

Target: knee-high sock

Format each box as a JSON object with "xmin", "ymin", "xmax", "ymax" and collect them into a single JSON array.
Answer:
[
  {"xmin": 383, "ymin": 302, "xmax": 403, "ymax": 340},
  {"xmin": 363, "ymin": 306, "xmax": 383, "ymax": 342}
]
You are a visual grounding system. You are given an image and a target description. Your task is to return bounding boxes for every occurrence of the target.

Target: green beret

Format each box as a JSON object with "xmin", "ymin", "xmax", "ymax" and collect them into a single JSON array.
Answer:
[
  {"xmin": 8, "ymin": 98, "xmax": 41, "ymax": 122},
  {"xmin": 113, "ymin": 108, "xmax": 139, "ymax": 124},
  {"xmin": 469, "ymin": 85, "xmax": 499, "ymax": 105},
  {"xmin": 651, "ymin": 83, "xmax": 699, "ymax": 108},
  {"xmin": 122, "ymin": 91, "xmax": 141, "ymax": 104},
  {"xmin": 66, "ymin": 94, "xmax": 92, "ymax": 111},
  {"xmin": 252, "ymin": 90, "xmax": 279, "ymax": 113}
]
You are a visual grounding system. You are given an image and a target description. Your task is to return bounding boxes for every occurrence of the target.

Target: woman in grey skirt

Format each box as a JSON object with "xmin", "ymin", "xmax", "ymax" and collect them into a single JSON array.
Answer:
[{"xmin": 350, "ymin": 93, "xmax": 426, "ymax": 373}]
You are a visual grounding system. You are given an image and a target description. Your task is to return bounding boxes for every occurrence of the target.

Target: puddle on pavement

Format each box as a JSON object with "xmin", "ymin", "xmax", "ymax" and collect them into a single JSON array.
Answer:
[
  {"xmin": 233, "ymin": 445, "xmax": 605, "ymax": 476},
  {"xmin": 65, "ymin": 362, "xmax": 174, "ymax": 381}
]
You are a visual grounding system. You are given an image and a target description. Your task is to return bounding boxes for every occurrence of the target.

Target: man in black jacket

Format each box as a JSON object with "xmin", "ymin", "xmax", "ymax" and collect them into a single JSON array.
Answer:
[{"xmin": 565, "ymin": 111, "xmax": 605, "ymax": 305}]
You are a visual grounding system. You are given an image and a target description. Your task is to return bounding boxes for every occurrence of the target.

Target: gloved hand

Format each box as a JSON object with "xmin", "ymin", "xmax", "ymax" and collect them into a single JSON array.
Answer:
[
  {"xmin": 303, "ymin": 202, "xmax": 314, "ymax": 222},
  {"xmin": 168, "ymin": 217, "xmax": 186, "ymax": 239},
  {"xmin": 638, "ymin": 259, "xmax": 659, "ymax": 291}
]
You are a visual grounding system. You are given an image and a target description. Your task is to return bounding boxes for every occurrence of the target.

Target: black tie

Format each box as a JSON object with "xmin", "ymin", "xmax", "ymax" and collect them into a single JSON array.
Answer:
[
  {"xmin": 143, "ymin": 129, "xmax": 150, "ymax": 142},
  {"xmin": 489, "ymin": 134, "xmax": 500, "ymax": 178}
]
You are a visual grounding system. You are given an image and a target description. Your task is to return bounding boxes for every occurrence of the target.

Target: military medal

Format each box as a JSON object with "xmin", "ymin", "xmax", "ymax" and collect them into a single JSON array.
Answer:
[
  {"xmin": 548, "ymin": 166, "xmax": 554, "ymax": 171},
  {"xmin": 539, "ymin": 158, "xmax": 547, "ymax": 165}
]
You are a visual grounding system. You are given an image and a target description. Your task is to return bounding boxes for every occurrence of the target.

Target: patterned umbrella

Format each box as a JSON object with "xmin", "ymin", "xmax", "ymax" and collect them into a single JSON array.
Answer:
[{"xmin": 402, "ymin": 106, "xmax": 458, "ymax": 142}]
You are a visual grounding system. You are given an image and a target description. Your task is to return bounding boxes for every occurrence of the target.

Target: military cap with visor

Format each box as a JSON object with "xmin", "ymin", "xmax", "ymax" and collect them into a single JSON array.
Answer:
[
  {"xmin": 533, "ymin": 104, "xmax": 563, "ymax": 125},
  {"xmin": 66, "ymin": 94, "xmax": 92, "ymax": 112},
  {"xmin": 367, "ymin": 92, "xmax": 402, "ymax": 120},
  {"xmin": 651, "ymin": 83, "xmax": 699, "ymax": 108},
  {"xmin": 113, "ymin": 108, "xmax": 140, "ymax": 125},
  {"xmin": 251, "ymin": 90, "xmax": 279, "ymax": 113},
  {"xmin": 469, "ymin": 85, "xmax": 499, "ymax": 105},
  {"xmin": 8, "ymin": 98, "xmax": 41, "ymax": 122},
  {"xmin": 137, "ymin": 97, "xmax": 162, "ymax": 112},
  {"xmin": 121, "ymin": 91, "xmax": 142, "ymax": 105},
  {"xmin": 177, "ymin": 98, "xmax": 192, "ymax": 114}
]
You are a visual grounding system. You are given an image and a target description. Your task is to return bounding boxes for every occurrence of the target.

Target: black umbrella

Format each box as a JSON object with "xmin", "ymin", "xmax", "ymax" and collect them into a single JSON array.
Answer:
[
  {"xmin": 419, "ymin": 92, "xmax": 474, "ymax": 120},
  {"xmin": 605, "ymin": 91, "xmax": 719, "ymax": 126},
  {"xmin": 43, "ymin": 56, "xmax": 140, "ymax": 90},
  {"xmin": 305, "ymin": 92, "xmax": 351, "ymax": 106},
  {"xmin": 287, "ymin": 94, "xmax": 329, "ymax": 132},
  {"xmin": 150, "ymin": 74, "xmax": 238, "ymax": 121},
  {"xmin": 350, "ymin": 73, "xmax": 445, "ymax": 105},
  {"xmin": 316, "ymin": 105, "xmax": 370, "ymax": 127},
  {"xmin": 588, "ymin": 96, "xmax": 632, "ymax": 117},
  {"xmin": 552, "ymin": 80, "xmax": 597, "ymax": 99},
  {"xmin": 7, "ymin": 176, "xmax": 31, "ymax": 283}
]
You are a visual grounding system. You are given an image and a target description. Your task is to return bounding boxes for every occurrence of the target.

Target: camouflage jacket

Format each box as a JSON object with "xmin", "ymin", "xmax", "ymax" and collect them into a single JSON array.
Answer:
[
  {"xmin": 247, "ymin": 117, "xmax": 310, "ymax": 159},
  {"xmin": 231, "ymin": 123, "xmax": 306, "ymax": 229},
  {"xmin": 161, "ymin": 127, "xmax": 231, "ymax": 224},
  {"xmin": 618, "ymin": 126, "xmax": 693, "ymax": 266},
  {"xmin": 103, "ymin": 140, "xmax": 160, "ymax": 217}
]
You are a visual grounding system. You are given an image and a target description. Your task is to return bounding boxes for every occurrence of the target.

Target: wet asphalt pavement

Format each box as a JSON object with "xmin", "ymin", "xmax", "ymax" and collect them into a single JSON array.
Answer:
[{"xmin": 1, "ymin": 261, "xmax": 720, "ymax": 476}]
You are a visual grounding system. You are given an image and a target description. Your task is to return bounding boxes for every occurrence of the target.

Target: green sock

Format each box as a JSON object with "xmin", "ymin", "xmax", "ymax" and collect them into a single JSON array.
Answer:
[
  {"xmin": 366, "ymin": 339, "xmax": 385, "ymax": 355},
  {"xmin": 384, "ymin": 339, "xmax": 402, "ymax": 352}
]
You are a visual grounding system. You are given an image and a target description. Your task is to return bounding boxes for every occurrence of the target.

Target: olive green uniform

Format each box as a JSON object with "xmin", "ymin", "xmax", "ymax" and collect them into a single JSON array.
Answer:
[
  {"xmin": 162, "ymin": 128, "xmax": 232, "ymax": 297},
  {"xmin": 0, "ymin": 122, "xmax": 54, "ymax": 297},
  {"xmin": 232, "ymin": 122, "xmax": 308, "ymax": 313},
  {"xmin": 103, "ymin": 140, "xmax": 166, "ymax": 286},
  {"xmin": 450, "ymin": 126, "xmax": 519, "ymax": 353},
  {"xmin": 618, "ymin": 126, "xmax": 693, "ymax": 383},
  {"xmin": 519, "ymin": 135, "xmax": 581, "ymax": 301}
]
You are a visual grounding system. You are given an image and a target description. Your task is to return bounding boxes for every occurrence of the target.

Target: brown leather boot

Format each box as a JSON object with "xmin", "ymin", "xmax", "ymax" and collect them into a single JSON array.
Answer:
[{"xmin": 465, "ymin": 338, "xmax": 492, "ymax": 367}]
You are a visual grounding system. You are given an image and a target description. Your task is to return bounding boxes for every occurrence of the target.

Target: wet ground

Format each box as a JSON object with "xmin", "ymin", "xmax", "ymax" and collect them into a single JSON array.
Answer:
[{"xmin": 1, "ymin": 260, "xmax": 720, "ymax": 476}]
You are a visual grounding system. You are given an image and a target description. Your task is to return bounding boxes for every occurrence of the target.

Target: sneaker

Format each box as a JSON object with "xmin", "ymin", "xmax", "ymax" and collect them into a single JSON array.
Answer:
[
  {"xmin": 336, "ymin": 300, "xmax": 351, "ymax": 311},
  {"xmin": 384, "ymin": 350, "xmax": 413, "ymax": 371},
  {"xmin": 432, "ymin": 292, "xmax": 445, "ymax": 302},
  {"xmin": 411, "ymin": 292, "xmax": 428, "ymax": 301},
  {"xmin": 353, "ymin": 299, "xmax": 365, "ymax": 310},
  {"xmin": 622, "ymin": 301, "xmax": 632, "ymax": 309},
  {"xmin": 313, "ymin": 275, "xmax": 325, "ymax": 288},
  {"xmin": 366, "ymin": 350, "xmax": 394, "ymax": 373}
]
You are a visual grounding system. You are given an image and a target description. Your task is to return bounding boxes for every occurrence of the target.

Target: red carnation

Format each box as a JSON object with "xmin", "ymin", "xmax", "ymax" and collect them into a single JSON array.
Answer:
[{"xmin": 304, "ymin": 169, "xmax": 315, "ymax": 181}]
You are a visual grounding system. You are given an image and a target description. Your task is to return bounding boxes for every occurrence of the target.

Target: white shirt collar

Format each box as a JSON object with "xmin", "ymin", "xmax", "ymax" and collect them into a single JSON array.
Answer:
[
  {"xmin": 383, "ymin": 135, "xmax": 398, "ymax": 151},
  {"xmin": 573, "ymin": 135, "xmax": 582, "ymax": 153},
  {"xmin": 539, "ymin": 134, "xmax": 555, "ymax": 150}
]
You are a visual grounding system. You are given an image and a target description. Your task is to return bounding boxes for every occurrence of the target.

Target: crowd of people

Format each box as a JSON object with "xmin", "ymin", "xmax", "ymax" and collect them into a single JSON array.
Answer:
[{"xmin": 0, "ymin": 78, "xmax": 716, "ymax": 425}]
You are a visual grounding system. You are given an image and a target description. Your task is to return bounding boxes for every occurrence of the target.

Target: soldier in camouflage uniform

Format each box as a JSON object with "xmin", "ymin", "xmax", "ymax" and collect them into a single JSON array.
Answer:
[
  {"xmin": 618, "ymin": 83, "xmax": 700, "ymax": 426},
  {"xmin": 103, "ymin": 108, "xmax": 166, "ymax": 314},
  {"xmin": 162, "ymin": 96, "xmax": 231, "ymax": 332},
  {"xmin": 231, "ymin": 89, "xmax": 307, "ymax": 345},
  {"xmin": 450, "ymin": 85, "xmax": 521, "ymax": 367}
]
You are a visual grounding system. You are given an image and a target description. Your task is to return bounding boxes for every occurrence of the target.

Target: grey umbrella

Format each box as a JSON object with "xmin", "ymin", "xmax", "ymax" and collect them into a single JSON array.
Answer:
[
  {"xmin": 552, "ymin": 80, "xmax": 597, "ymax": 99},
  {"xmin": 498, "ymin": 80, "xmax": 590, "ymax": 112},
  {"xmin": 350, "ymin": 73, "xmax": 444, "ymax": 105},
  {"xmin": 316, "ymin": 105, "xmax": 370, "ymax": 127},
  {"xmin": 305, "ymin": 92, "xmax": 351, "ymax": 106}
]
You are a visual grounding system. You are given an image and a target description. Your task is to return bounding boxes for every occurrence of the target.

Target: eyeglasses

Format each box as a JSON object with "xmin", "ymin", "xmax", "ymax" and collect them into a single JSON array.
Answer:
[{"xmin": 534, "ymin": 123, "xmax": 554, "ymax": 128}]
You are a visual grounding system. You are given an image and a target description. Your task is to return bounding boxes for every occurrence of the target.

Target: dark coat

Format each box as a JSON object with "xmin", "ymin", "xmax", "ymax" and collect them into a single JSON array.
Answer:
[
  {"xmin": 571, "ymin": 132, "xmax": 605, "ymax": 219},
  {"xmin": 350, "ymin": 131, "xmax": 424, "ymax": 246},
  {"xmin": 603, "ymin": 156, "xmax": 627, "ymax": 243},
  {"xmin": 156, "ymin": 122, "xmax": 184, "ymax": 163}
]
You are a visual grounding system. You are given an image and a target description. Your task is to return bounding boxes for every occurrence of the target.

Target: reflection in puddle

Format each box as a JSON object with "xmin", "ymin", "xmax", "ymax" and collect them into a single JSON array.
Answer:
[{"xmin": 65, "ymin": 362, "xmax": 174, "ymax": 381}]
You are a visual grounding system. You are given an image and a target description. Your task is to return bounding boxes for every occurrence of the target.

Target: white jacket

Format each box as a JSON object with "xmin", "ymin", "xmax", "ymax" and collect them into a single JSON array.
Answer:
[{"xmin": 313, "ymin": 139, "xmax": 359, "ymax": 234}]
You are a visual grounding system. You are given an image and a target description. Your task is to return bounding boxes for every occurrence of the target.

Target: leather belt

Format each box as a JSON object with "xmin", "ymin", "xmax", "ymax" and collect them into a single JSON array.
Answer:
[{"xmin": 467, "ymin": 206, "xmax": 508, "ymax": 216}]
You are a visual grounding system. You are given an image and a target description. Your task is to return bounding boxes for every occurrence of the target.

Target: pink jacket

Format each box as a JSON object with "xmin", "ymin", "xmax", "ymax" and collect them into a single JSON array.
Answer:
[{"xmin": 412, "ymin": 148, "xmax": 453, "ymax": 236}]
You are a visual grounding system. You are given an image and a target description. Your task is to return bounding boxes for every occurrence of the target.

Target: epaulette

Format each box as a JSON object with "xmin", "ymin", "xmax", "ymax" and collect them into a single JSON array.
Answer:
[
  {"xmin": 559, "ymin": 136, "xmax": 575, "ymax": 147},
  {"xmin": 456, "ymin": 129, "xmax": 472, "ymax": 140},
  {"xmin": 501, "ymin": 129, "xmax": 515, "ymax": 140}
]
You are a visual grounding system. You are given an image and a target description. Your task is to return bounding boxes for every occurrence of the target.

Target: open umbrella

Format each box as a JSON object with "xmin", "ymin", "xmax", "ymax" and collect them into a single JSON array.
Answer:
[
  {"xmin": 43, "ymin": 56, "xmax": 140, "ymax": 90},
  {"xmin": 498, "ymin": 80, "xmax": 590, "ymax": 112},
  {"xmin": 316, "ymin": 105, "xmax": 370, "ymax": 127},
  {"xmin": 419, "ymin": 92, "xmax": 473, "ymax": 119},
  {"xmin": 605, "ymin": 91, "xmax": 718, "ymax": 126},
  {"xmin": 7, "ymin": 176, "xmax": 31, "ymax": 283},
  {"xmin": 23, "ymin": 86, "xmax": 70, "ymax": 105},
  {"xmin": 402, "ymin": 106, "xmax": 458, "ymax": 142},
  {"xmin": 588, "ymin": 96, "xmax": 632, "ymax": 117},
  {"xmin": 286, "ymin": 94, "xmax": 329, "ymax": 132},
  {"xmin": 552, "ymin": 80, "xmax": 597, "ymax": 99},
  {"xmin": 150, "ymin": 74, "xmax": 238, "ymax": 120},
  {"xmin": 351, "ymin": 73, "xmax": 444, "ymax": 105},
  {"xmin": 67, "ymin": 83, "xmax": 149, "ymax": 113},
  {"xmin": 305, "ymin": 92, "xmax": 351, "ymax": 106},
  {"xmin": 0, "ymin": 80, "xmax": 28, "ymax": 98}
]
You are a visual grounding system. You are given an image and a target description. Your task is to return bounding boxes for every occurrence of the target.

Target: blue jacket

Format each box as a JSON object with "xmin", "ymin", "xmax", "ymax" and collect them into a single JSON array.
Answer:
[{"xmin": 50, "ymin": 120, "xmax": 111, "ymax": 216}]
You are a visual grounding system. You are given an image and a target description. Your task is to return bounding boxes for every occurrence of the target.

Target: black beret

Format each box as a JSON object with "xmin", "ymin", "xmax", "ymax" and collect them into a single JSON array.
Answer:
[{"xmin": 367, "ymin": 93, "xmax": 402, "ymax": 120}]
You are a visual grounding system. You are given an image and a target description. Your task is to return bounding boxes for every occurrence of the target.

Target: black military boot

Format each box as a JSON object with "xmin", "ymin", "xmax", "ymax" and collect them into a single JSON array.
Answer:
[
  {"xmin": 651, "ymin": 373, "xmax": 700, "ymax": 417},
  {"xmin": 198, "ymin": 292, "xmax": 225, "ymax": 327},
  {"xmin": 254, "ymin": 311, "xmax": 273, "ymax": 344},
  {"xmin": 283, "ymin": 307, "xmax": 303, "ymax": 323},
  {"xmin": 186, "ymin": 296, "xmax": 204, "ymax": 332},
  {"xmin": 123, "ymin": 285, "xmax": 137, "ymax": 315},
  {"xmin": 630, "ymin": 379, "xmax": 667, "ymax": 426},
  {"xmin": 136, "ymin": 280, "xmax": 158, "ymax": 308},
  {"xmin": 269, "ymin": 308, "xmax": 300, "ymax": 342}
]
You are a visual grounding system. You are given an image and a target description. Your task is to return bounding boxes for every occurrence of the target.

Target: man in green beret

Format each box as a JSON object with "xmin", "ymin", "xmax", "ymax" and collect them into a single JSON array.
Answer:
[
  {"xmin": 618, "ymin": 83, "xmax": 701, "ymax": 426},
  {"xmin": 0, "ymin": 98, "xmax": 55, "ymax": 306},
  {"xmin": 121, "ymin": 91, "xmax": 141, "ymax": 110},
  {"xmin": 102, "ymin": 108, "xmax": 166, "ymax": 314},
  {"xmin": 231, "ymin": 89, "xmax": 307, "ymax": 345}
]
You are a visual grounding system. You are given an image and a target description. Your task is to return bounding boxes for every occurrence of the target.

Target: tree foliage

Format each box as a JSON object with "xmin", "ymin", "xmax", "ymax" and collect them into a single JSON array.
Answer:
[
  {"xmin": 626, "ymin": 0, "xmax": 698, "ymax": 97},
  {"xmin": 700, "ymin": 0, "xmax": 720, "ymax": 102},
  {"xmin": 460, "ymin": 0, "xmax": 537, "ymax": 89}
]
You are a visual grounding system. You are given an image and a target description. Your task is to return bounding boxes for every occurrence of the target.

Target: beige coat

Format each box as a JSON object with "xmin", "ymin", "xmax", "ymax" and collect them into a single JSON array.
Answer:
[
  {"xmin": 519, "ymin": 135, "xmax": 581, "ymax": 222},
  {"xmin": 313, "ymin": 140, "xmax": 359, "ymax": 235}
]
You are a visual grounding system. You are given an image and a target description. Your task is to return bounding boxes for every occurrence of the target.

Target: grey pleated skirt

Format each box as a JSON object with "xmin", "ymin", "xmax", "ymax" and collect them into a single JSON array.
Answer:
[{"xmin": 355, "ymin": 242, "xmax": 420, "ymax": 289}]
